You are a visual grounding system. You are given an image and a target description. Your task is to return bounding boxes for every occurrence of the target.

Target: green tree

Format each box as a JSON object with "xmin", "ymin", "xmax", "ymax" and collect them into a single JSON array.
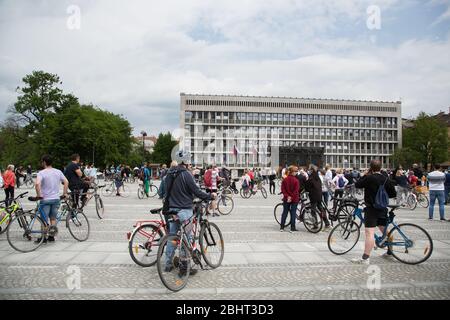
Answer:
[
  {"xmin": 10, "ymin": 70, "xmax": 78, "ymax": 134},
  {"xmin": 35, "ymin": 104, "xmax": 134, "ymax": 168},
  {"xmin": 391, "ymin": 147, "xmax": 422, "ymax": 169},
  {"xmin": 402, "ymin": 112, "xmax": 448, "ymax": 169},
  {"xmin": 151, "ymin": 132, "xmax": 178, "ymax": 166},
  {"xmin": 1, "ymin": 70, "xmax": 136, "ymax": 170}
]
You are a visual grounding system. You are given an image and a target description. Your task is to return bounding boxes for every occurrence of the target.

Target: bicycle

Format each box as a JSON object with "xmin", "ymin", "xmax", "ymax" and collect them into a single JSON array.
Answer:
[
  {"xmin": 327, "ymin": 204, "xmax": 433, "ymax": 264},
  {"xmin": 0, "ymin": 192, "xmax": 28, "ymax": 234},
  {"xmin": 127, "ymin": 207, "xmax": 168, "ymax": 267},
  {"xmin": 21, "ymin": 175, "xmax": 34, "ymax": 189},
  {"xmin": 102, "ymin": 180, "xmax": 130, "ymax": 198},
  {"xmin": 6, "ymin": 195, "xmax": 90, "ymax": 253},
  {"xmin": 213, "ymin": 189, "xmax": 234, "ymax": 215},
  {"xmin": 412, "ymin": 187, "xmax": 429, "ymax": 208},
  {"xmin": 76, "ymin": 184, "xmax": 106, "ymax": 219},
  {"xmin": 240, "ymin": 181, "xmax": 268, "ymax": 199},
  {"xmin": 273, "ymin": 192, "xmax": 323, "ymax": 233},
  {"xmin": 137, "ymin": 182, "xmax": 159, "ymax": 199},
  {"xmin": 156, "ymin": 199, "xmax": 225, "ymax": 292}
]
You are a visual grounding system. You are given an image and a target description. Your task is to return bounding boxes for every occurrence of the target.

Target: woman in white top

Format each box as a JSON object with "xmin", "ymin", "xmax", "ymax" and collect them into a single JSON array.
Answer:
[{"xmin": 331, "ymin": 168, "xmax": 349, "ymax": 209}]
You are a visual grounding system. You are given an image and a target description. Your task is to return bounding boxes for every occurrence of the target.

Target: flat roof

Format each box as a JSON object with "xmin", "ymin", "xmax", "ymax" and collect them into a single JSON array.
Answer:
[{"xmin": 180, "ymin": 93, "xmax": 401, "ymax": 105}]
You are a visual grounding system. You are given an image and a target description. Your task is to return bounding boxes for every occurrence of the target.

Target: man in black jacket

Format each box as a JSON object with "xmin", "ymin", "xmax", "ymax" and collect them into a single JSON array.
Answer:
[
  {"xmin": 163, "ymin": 150, "xmax": 215, "ymax": 277},
  {"xmin": 352, "ymin": 159, "xmax": 397, "ymax": 264}
]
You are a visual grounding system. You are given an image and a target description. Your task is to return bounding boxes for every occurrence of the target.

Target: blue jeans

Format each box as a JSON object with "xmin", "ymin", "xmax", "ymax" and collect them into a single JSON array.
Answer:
[
  {"xmin": 429, "ymin": 190, "xmax": 445, "ymax": 219},
  {"xmin": 280, "ymin": 201, "xmax": 298, "ymax": 231},
  {"xmin": 445, "ymin": 186, "xmax": 450, "ymax": 204},
  {"xmin": 165, "ymin": 208, "xmax": 193, "ymax": 268},
  {"xmin": 322, "ymin": 192, "xmax": 329, "ymax": 206},
  {"xmin": 39, "ymin": 199, "xmax": 61, "ymax": 224}
]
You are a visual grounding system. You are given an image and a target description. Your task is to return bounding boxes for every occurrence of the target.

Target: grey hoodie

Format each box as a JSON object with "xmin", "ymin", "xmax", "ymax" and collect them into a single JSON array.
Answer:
[{"xmin": 165, "ymin": 165, "xmax": 211, "ymax": 209}]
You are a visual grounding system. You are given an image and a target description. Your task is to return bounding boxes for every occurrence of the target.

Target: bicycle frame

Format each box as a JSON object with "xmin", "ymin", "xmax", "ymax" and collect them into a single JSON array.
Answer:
[{"xmin": 351, "ymin": 207, "xmax": 414, "ymax": 249}]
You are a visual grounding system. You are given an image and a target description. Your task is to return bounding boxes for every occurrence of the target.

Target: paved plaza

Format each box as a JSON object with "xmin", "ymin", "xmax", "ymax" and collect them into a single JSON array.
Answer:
[{"xmin": 1, "ymin": 182, "xmax": 449, "ymax": 300}]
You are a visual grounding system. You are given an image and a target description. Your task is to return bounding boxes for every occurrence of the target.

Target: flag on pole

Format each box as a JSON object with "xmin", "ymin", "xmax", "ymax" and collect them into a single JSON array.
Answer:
[
  {"xmin": 251, "ymin": 145, "xmax": 258, "ymax": 156},
  {"xmin": 232, "ymin": 145, "xmax": 239, "ymax": 157}
]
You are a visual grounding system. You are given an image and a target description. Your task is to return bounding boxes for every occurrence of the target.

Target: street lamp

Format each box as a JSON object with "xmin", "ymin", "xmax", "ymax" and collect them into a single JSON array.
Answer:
[{"xmin": 141, "ymin": 130, "xmax": 147, "ymax": 164}]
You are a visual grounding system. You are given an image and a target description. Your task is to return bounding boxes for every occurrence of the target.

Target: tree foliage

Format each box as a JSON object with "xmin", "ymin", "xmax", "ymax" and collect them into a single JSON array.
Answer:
[
  {"xmin": 0, "ymin": 71, "xmax": 135, "ymax": 169},
  {"xmin": 393, "ymin": 112, "xmax": 448, "ymax": 169},
  {"xmin": 151, "ymin": 132, "xmax": 178, "ymax": 166}
]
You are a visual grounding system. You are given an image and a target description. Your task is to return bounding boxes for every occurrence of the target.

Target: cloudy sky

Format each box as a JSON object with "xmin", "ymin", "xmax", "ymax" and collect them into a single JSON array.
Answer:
[{"xmin": 1, "ymin": 0, "xmax": 449, "ymax": 136}]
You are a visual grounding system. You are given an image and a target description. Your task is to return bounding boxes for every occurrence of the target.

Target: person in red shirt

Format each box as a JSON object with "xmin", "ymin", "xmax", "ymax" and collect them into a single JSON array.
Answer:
[
  {"xmin": 2, "ymin": 165, "xmax": 16, "ymax": 206},
  {"xmin": 280, "ymin": 166, "xmax": 300, "ymax": 232},
  {"xmin": 247, "ymin": 169, "xmax": 255, "ymax": 191},
  {"xmin": 407, "ymin": 170, "xmax": 418, "ymax": 188}
]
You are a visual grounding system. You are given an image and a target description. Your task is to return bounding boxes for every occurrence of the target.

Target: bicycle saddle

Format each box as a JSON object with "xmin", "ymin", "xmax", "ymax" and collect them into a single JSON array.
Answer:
[
  {"xmin": 150, "ymin": 208, "xmax": 162, "ymax": 214},
  {"xmin": 387, "ymin": 204, "xmax": 401, "ymax": 209},
  {"xmin": 28, "ymin": 196, "xmax": 43, "ymax": 202}
]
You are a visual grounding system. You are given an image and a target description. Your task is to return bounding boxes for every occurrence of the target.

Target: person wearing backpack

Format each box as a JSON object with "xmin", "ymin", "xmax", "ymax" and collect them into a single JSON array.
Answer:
[
  {"xmin": 352, "ymin": 159, "xmax": 396, "ymax": 264},
  {"xmin": 163, "ymin": 151, "xmax": 214, "ymax": 277},
  {"xmin": 331, "ymin": 169, "xmax": 348, "ymax": 209},
  {"xmin": 203, "ymin": 165, "xmax": 222, "ymax": 217}
]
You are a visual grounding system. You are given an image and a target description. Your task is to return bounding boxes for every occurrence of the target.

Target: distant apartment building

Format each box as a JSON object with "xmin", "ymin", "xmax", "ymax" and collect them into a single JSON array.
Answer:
[{"xmin": 180, "ymin": 93, "xmax": 402, "ymax": 169}]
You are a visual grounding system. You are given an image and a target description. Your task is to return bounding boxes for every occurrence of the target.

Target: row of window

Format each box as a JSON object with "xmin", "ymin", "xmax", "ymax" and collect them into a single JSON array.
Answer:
[
  {"xmin": 185, "ymin": 99, "xmax": 398, "ymax": 113},
  {"xmin": 185, "ymin": 111, "xmax": 398, "ymax": 127},
  {"xmin": 185, "ymin": 125, "xmax": 398, "ymax": 141}
]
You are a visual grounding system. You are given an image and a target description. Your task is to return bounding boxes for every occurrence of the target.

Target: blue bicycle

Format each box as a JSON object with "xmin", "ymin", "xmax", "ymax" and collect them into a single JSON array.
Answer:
[
  {"xmin": 327, "ymin": 204, "xmax": 433, "ymax": 265},
  {"xmin": 6, "ymin": 195, "xmax": 90, "ymax": 253}
]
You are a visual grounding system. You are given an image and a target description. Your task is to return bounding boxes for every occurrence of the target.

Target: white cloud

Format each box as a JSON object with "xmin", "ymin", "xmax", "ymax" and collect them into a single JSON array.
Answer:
[{"xmin": 0, "ymin": 0, "xmax": 449, "ymax": 136}]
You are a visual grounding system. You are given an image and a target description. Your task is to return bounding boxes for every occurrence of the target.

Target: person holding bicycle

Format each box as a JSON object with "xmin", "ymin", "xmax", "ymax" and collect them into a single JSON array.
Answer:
[
  {"xmin": 35, "ymin": 155, "xmax": 69, "ymax": 243},
  {"xmin": 164, "ymin": 150, "xmax": 215, "ymax": 277},
  {"xmin": 280, "ymin": 166, "xmax": 300, "ymax": 233},
  {"xmin": 352, "ymin": 159, "xmax": 397, "ymax": 264}
]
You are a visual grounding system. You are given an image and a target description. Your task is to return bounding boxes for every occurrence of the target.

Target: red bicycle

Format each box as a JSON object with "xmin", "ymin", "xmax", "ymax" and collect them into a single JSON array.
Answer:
[{"xmin": 127, "ymin": 208, "xmax": 168, "ymax": 267}]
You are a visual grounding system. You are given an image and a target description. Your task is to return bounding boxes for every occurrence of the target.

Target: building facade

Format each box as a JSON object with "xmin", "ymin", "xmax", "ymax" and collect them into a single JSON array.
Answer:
[{"xmin": 180, "ymin": 93, "xmax": 402, "ymax": 169}]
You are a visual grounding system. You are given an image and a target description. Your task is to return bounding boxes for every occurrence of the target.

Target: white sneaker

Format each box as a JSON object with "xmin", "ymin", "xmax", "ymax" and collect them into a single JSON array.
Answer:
[{"xmin": 351, "ymin": 257, "xmax": 370, "ymax": 265}]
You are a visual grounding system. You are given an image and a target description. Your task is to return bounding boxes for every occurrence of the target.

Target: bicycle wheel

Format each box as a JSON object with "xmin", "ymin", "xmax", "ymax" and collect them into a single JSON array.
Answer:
[
  {"xmin": 137, "ymin": 186, "xmax": 145, "ymax": 199},
  {"xmin": 387, "ymin": 223, "xmax": 433, "ymax": 265},
  {"xmin": 120, "ymin": 184, "xmax": 131, "ymax": 198},
  {"xmin": 217, "ymin": 195, "xmax": 234, "ymax": 215},
  {"xmin": 327, "ymin": 219, "xmax": 361, "ymax": 255},
  {"xmin": 0, "ymin": 211, "xmax": 12, "ymax": 235},
  {"xmin": 260, "ymin": 187, "xmax": 268, "ymax": 199},
  {"xmin": 302, "ymin": 206, "xmax": 323, "ymax": 234},
  {"xmin": 102, "ymin": 184, "xmax": 114, "ymax": 197},
  {"xmin": 200, "ymin": 222, "xmax": 224, "ymax": 268},
  {"xmin": 240, "ymin": 188, "xmax": 251, "ymax": 199},
  {"xmin": 406, "ymin": 194, "xmax": 417, "ymax": 210},
  {"xmin": 274, "ymin": 203, "xmax": 290, "ymax": 227},
  {"xmin": 66, "ymin": 209, "xmax": 90, "ymax": 241},
  {"xmin": 129, "ymin": 223, "xmax": 164, "ymax": 267},
  {"xmin": 417, "ymin": 193, "xmax": 429, "ymax": 208},
  {"xmin": 95, "ymin": 196, "xmax": 105, "ymax": 219},
  {"xmin": 148, "ymin": 185, "xmax": 159, "ymax": 198},
  {"xmin": 156, "ymin": 235, "xmax": 191, "ymax": 292},
  {"xmin": 25, "ymin": 179, "xmax": 34, "ymax": 189},
  {"xmin": 336, "ymin": 201, "xmax": 360, "ymax": 227},
  {"xmin": 7, "ymin": 212, "xmax": 46, "ymax": 253}
]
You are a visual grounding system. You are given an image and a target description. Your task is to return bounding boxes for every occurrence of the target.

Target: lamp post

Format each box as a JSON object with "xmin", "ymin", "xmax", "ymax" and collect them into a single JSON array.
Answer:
[{"xmin": 141, "ymin": 130, "xmax": 147, "ymax": 165}]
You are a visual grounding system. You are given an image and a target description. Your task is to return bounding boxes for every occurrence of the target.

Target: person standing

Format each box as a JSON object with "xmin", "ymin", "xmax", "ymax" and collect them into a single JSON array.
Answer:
[
  {"xmin": 394, "ymin": 166, "xmax": 409, "ymax": 206},
  {"xmin": 280, "ymin": 166, "xmax": 300, "ymax": 233},
  {"xmin": 331, "ymin": 169, "xmax": 348, "ymax": 209},
  {"xmin": 269, "ymin": 168, "xmax": 277, "ymax": 195},
  {"xmin": 428, "ymin": 164, "xmax": 448, "ymax": 221},
  {"xmin": 34, "ymin": 155, "xmax": 69, "ymax": 243},
  {"xmin": 319, "ymin": 169, "xmax": 329, "ymax": 207},
  {"xmin": 2, "ymin": 165, "xmax": 16, "ymax": 206},
  {"xmin": 444, "ymin": 169, "xmax": 450, "ymax": 205},
  {"xmin": 306, "ymin": 166, "xmax": 330, "ymax": 230},
  {"xmin": 64, "ymin": 154, "xmax": 86, "ymax": 207},
  {"xmin": 143, "ymin": 163, "xmax": 152, "ymax": 197},
  {"xmin": 164, "ymin": 151, "xmax": 214, "ymax": 276},
  {"xmin": 15, "ymin": 166, "xmax": 24, "ymax": 188},
  {"xmin": 352, "ymin": 159, "xmax": 397, "ymax": 264}
]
